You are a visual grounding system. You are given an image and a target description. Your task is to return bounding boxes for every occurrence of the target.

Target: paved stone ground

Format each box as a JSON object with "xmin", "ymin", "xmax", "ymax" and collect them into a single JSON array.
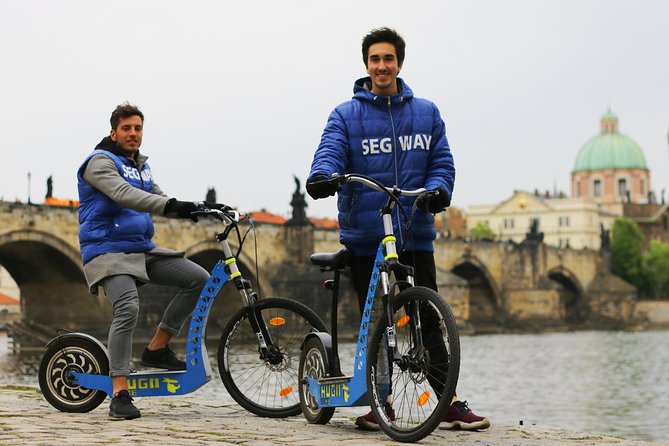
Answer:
[{"xmin": 0, "ymin": 385, "xmax": 663, "ymax": 446}]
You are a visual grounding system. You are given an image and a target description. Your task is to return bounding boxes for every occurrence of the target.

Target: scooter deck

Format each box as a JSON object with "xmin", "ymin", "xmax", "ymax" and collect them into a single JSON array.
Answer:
[
  {"xmin": 306, "ymin": 374, "xmax": 368, "ymax": 408},
  {"xmin": 71, "ymin": 365, "xmax": 211, "ymax": 398}
]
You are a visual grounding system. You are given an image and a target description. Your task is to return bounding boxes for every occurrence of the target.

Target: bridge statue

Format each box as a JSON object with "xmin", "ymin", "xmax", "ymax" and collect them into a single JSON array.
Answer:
[
  {"xmin": 599, "ymin": 223, "xmax": 610, "ymax": 251},
  {"xmin": 286, "ymin": 176, "xmax": 310, "ymax": 226},
  {"xmin": 205, "ymin": 187, "xmax": 216, "ymax": 203},
  {"xmin": 525, "ymin": 217, "xmax": 544, "ymax": 243},
  {"xmin": 46, "ymin": 176, "xmax": 53, "ymax": 199}
]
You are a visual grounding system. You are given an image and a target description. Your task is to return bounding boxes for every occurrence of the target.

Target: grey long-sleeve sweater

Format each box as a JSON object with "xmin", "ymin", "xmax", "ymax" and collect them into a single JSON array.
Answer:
[{"xmin": 81, "ymin": 153, "xmax": 183, "ymax": 294}]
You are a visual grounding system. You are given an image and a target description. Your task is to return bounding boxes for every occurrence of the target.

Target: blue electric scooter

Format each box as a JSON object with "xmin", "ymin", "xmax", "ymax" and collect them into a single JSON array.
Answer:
[
  {"xmin": 39, "ymin": 207, "xmax": 327, "ymax": 417},
  {"xmin": 298, "ymin": 173, "xmax": 461, "ymax": 443}
]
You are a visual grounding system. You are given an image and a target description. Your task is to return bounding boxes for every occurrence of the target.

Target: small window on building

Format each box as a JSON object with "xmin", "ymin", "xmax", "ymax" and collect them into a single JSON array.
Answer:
[
  {"xmin": 503, "ymin": 218, "xmax": 515, "ymax": 229},
  {"xmin": 558, "ymin": 216, "xmax": 570, "ymax": 227},
  {"xmin": 664, "ymin": 216, "xmax": 668, "ymax": 231},
  {"xmin": 618, "ymin": 179, "xmax": 627, "ymax": 197},
  {"xmin": 574, "ymin": 181, "xmax": 580, "ymax": 198},
  {"xmin": 641, "ymin": 179, "xmax": 646, "ymax": 196},
  {"xmin": 593, "ymin": 179, "xmax": 602, "ymax": 197}
]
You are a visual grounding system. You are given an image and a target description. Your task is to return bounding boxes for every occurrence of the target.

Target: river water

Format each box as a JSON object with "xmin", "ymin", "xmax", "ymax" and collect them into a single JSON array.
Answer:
[{"xmin": 1, "ymin": 330, "xmax": 668, "ymax": 442}]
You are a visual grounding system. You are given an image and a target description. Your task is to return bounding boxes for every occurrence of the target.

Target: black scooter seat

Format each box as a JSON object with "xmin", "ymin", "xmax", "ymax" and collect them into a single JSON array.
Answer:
[{"xmin": 310, "ymin": 248, "xmax": 351, "ymax": 270}]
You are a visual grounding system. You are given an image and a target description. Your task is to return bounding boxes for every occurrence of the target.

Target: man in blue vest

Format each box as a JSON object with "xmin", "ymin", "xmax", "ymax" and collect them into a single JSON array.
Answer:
[
  {"xmin": 306, "ymin": 28, "xmax": 490, "ymax": 431},
  {"xmin": 77, "ymin": 102, "xmax": 221, "ymax": 419}
]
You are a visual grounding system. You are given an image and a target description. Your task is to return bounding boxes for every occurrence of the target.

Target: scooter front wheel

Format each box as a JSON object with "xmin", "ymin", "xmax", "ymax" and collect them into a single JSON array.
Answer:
[
  {"xmin": 367, "ymin": 286, "xmax": 461, "ymax": 442},
  {"xmin": 38, "ymin": 335, "xmax": 109, "ymax": 413},
  {"xmin": 218, "ymin": 297, "xmax": 327, "ymax": 418}
]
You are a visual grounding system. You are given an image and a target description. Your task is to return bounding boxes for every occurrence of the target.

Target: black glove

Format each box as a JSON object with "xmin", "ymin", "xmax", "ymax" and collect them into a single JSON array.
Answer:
[
  {"xmin": 203, "ymin": 201, "xmax": 232, "ymax": 212},
  {"xmin": 164, "ymin": 198, "xmax": 199, "ymax": 222},
  {"xmin": 417, "ymin": 187, "xmax": 451, "ymax": 214},
  {"xmin": 306, "ymin": 174, "xmax": 339, "ymax": 199}
]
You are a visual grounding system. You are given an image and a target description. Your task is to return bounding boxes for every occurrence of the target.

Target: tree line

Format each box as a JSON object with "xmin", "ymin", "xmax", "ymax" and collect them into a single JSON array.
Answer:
[{"xmin": 611, "ymin": 218, "xmax": 669, "ymax": 300}]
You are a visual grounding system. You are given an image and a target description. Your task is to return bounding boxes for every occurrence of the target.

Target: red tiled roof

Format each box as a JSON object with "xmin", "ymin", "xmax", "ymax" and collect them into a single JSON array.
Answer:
[
  {"xmin": 249, "ymin": 211, "xmax": 287, "ymax": 225},
  {"xmin": 0, "ymin": 293, "xmax": 19, "ymax": 305},
  {"xmin": 248, "ymin": 211, "xmax": 338, "ymax": 229},
  {"xmin": 309, "ymin": 217, "xmax": 339, "ymax": 229}
]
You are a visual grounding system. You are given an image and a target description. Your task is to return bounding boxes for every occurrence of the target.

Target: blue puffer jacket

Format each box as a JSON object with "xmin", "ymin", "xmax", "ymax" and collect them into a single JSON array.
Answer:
[
  {"xmin": 309, "ymin": 77, "xmax": 455, "ymax": 256},
  {"xmin": 77, "ymin": 149, "xmax": 156, "ymax": 264}
]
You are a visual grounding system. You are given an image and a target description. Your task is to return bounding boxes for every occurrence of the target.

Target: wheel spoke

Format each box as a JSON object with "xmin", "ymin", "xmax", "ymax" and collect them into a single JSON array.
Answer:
[
  {"xmin": 218, "ymin": 298, "xmax": 326, "ymax": 417},
  {"xmin": 367, "ymin": 287, "xmax": 460, "ymax": 442}
]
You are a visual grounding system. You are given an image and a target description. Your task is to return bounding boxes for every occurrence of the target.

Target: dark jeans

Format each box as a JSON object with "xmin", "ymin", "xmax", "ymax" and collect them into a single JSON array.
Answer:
[{"xmin": 349, "ymin": 250, "xmax": 451, "ymax": 398}]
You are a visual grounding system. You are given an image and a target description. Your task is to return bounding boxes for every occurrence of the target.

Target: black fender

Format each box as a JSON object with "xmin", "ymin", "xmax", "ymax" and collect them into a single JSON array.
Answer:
[
  {"xmin": 302, "ymin": 331, "xmax": 333, "ymax": 373},
  {"xmin": 45, "ymin": 332, "xmax": 110, "ymax": 360}
]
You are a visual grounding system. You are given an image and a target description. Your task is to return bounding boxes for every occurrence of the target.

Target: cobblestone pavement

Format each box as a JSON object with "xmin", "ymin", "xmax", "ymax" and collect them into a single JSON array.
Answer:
[{"xmin": 0, "ymin": 385, "xmax": 663, "ymax": 446}]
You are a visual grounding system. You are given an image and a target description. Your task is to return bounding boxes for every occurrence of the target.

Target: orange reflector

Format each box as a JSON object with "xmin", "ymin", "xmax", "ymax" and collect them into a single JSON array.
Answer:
[
  {"xmin": 397, "ymin": 315, "xmax": 410, "ymax": 327},
  {"xmin": 417, "ymin": 391, "xmax": 430, "ymax": 407},
  {"xmin": 279, "ymin": 386, "xmax": 293, "ymax": 397},
  {"xmin": 269, "ymin": 317, "xmax": 286, "ymax": 326}
]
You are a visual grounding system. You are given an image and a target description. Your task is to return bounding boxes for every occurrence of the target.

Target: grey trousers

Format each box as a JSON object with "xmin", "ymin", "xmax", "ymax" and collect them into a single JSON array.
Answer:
[{"xmin": 100, "ymin": 255, "xmax": 210, "ymax": 377}]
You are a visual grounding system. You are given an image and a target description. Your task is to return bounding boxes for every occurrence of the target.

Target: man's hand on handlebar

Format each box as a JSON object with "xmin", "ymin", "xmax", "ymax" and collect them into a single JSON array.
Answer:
[
  {"xmin": 416, "ymin": 187, "xmax": 451, "ymax": 214},
  {"xmin": 306, "ymin": 174, "xmax": 340, "ymax": 199},
  {"xmin": 191, "ymin": 202, "xmax": 243, "ymax": 223},
  {"xmin": 164, "ymin": 198, "xmax": 200, "ymax": 222},
  {"xmin": 203, "ymin": 201, "xmax": 233, "ymax": 212}
]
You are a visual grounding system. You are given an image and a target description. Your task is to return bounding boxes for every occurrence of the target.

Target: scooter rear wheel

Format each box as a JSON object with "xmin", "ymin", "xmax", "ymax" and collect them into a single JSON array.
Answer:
[
  {"xmin": 299, "ymin": 336, "xmax": 335, "ymax": 424},
  {"xmin": 38, "ymin": 336, "xmax": 109, "ymax": 413}
]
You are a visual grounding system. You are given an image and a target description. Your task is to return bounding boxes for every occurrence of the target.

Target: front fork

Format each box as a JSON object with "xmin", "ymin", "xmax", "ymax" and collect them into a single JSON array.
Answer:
[
  {"xmin": 222, "ymin": 239, "xmax": 279, "ymax": 364},
  {"xmin": 378, "ymin": 210, "xmax": 426, "ymax": 395}
]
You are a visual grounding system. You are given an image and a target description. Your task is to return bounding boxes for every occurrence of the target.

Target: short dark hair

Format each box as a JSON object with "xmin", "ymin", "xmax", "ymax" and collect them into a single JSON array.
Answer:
[
  {"xmin": 362, "ymin": 27, "xmax": 406, "ymax": 68},
  {"xmin": 110, "ymin": 102, "xmax": 144, "ymax": 130}
]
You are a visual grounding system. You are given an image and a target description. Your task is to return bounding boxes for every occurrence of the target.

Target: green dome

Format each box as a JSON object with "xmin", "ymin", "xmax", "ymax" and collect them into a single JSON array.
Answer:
[{"xmin": 572, "ymin": 111, "xmax": 647, "ymax": 172}]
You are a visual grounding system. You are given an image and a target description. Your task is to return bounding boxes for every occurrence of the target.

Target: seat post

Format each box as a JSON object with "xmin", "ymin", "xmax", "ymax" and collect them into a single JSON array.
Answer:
[{"xmin": 329, "ymin": 268, "xmax": 342, "ymax": 376}]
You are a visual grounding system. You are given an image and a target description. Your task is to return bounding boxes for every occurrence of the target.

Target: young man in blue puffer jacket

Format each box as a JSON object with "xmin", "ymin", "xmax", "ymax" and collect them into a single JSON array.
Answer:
[{"xmin": 307, "ymin": 27, "xmax": 490, "ymax": 432}]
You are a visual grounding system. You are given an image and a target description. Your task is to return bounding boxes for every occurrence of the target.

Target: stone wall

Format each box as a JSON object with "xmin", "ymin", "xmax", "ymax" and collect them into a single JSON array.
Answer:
[{"xmin": 633, "ymin": 300, "xmax": 669, "ymax": 327}]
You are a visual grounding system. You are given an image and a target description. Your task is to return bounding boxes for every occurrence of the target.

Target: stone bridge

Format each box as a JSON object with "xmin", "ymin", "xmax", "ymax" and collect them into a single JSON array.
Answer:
[{"xmin": 0, "ymin": 201, "xmax": 635, "ymax": 342}]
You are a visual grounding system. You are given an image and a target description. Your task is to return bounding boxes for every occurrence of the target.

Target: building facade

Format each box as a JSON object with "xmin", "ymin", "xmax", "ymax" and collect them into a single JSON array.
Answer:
[
  {"xmin": 0, "ymin": 267, "xmax": 19, "ymax": 300},
  {"xmin": 571, "ymin": 110, "xmax": 650, "ymax": 206},
  {"xmin": 467, "ymin": 110, "xmax": 660, "ymax": 250},
  {"xmin": 468, "ymin": 191, "xmax": 619, "ymax": 249}
]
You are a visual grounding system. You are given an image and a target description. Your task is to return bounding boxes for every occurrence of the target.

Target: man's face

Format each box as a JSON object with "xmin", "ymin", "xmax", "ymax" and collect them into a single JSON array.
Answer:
[
  {"xmin": 110, "ymin": 115, "xmax": 143, "ymax": 154},
  {"xmin": 366, "ymin": 42, "xmax": 401, "ymax": 96}
]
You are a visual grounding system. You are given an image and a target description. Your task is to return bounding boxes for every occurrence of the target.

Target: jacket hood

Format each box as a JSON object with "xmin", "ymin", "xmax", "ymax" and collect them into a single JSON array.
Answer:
[
  {"xmin": 353, "ymin": 77, "xmax": 413, "ymax": 106},
  {"xmin": 95, "ymin": 136, "xmax": 140, "ymax": 160},
  {"xmin": 95, "ymin": 136, "xmax": 148, "ymax": 165}
]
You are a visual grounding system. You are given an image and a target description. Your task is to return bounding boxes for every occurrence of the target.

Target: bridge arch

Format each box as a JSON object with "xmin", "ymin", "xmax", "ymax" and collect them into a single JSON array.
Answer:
[
  {"xmin": 0, "ymin": 229, "xmax": 82, "ymax": 270},
  {"xmin": 131, "ymin": 239, "xmax": 276, "ymax": 335},
  {"xmin": 547, "ymin": 266, "xmax": 587, "ymax": 323},
  {"xmin": 184, "ymin": 240, "xmax": 272, "ymax": 296},
  {"xmin": 0, "ymin": 229, "xmax": 107, "ymax": 331},
  {"xmin": 450, "ymin": 255, "xmax": 503, "ymax": 328}
]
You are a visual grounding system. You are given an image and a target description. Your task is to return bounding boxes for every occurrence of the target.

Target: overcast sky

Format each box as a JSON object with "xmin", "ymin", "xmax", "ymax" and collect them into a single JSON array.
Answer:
[{"xmin": 1, "ymin": 0, "xmax": 667, "ymax": 219}]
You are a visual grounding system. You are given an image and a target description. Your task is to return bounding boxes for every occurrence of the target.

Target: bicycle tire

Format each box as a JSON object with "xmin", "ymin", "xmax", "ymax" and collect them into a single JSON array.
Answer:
[
  {"xmin": 298, "ymin": 336, "xmax": 336, "ymax": 424},
  {"xmin": 38, "ymin": 336, "xmax": 109, "ymax": 413},
  {"xmin": 218, "ymin": 297, "xmax": 327, "ymax": 418},
  {"xmin": 367, "ymin": 286, "xmax": 460, "ymax": 442}
]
